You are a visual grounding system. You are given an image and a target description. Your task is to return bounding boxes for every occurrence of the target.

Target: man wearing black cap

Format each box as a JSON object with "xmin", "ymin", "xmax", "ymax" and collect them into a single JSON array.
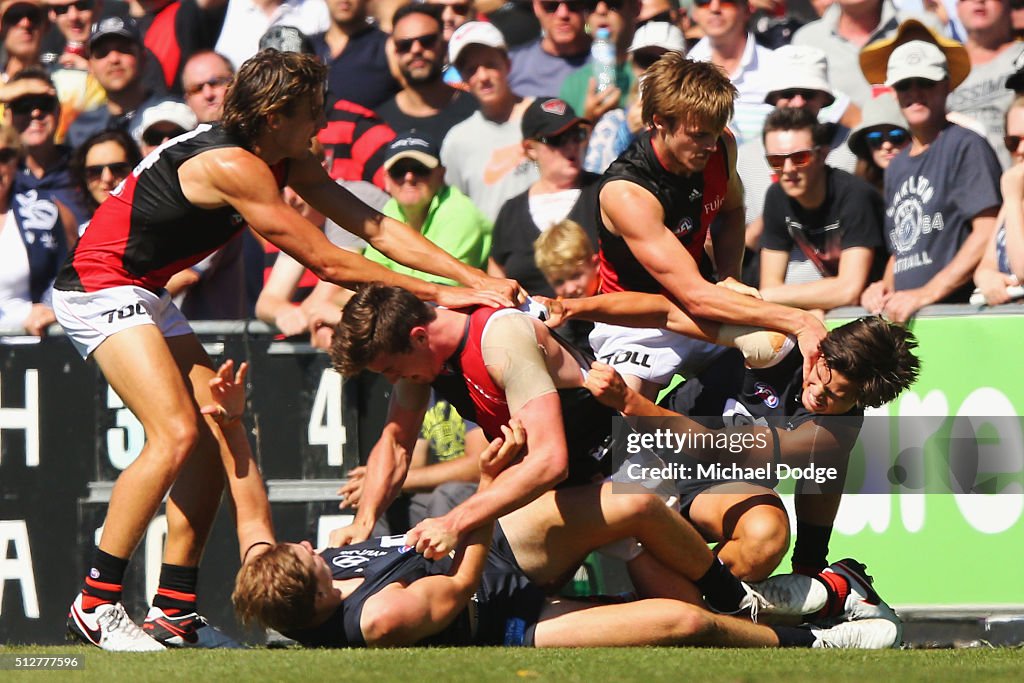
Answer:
[
  {"xmin": 365, "ymin": 130, "xmax": 492, "ymax": 283},
  {"xmin": 66, "ymin": 16, "xmax": 179, "ymax": 147}
]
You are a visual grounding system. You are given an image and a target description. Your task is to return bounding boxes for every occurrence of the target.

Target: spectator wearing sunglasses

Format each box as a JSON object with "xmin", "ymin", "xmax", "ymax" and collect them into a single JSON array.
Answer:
[
  {"xmin": 68, "ymin": 128, "xmax": 140, "ymax": 217},
  {"xmin": 583, "ymin": 20, "xmax": 685, "ymax": 173},
  {"xmin": 558, "ymin": 0, "xmax": 640, "ymax": 124},
  {"xmin": 314, "ymin": 0, "xmax": 401, "ymax": 110},
  {"xmin": 490, "ymin": 97, "xmax": 598, "ymax": 297},
  {"xmin": 858, "ymin": 21, "xmax": 1002, "ymax": 322},
  {"xmin": 1, "ymin": 0, "xmax": 47, "ymax": 80},
  {"xmin": 507, "ymin": 0, "xmax": 592, "ymax": 98},
  {"xmin": 376, "ymin": 5, "xmax": 479, "ymax": 144},
  {"xmin": 425, "ymin": 0, "xmax": 476, "ymax": 42},
  {"xmin": 65, "ymin": 17, "xmax": 180, "ymax": 148},
  {"xmin": 0, "ymin": 121, "xmax": 77, "ymax": 336},
  {"xmin": 946, "ymin": 0, "xmax": 1024, "ymax": 169},
  {"xmin": 847, "ymin": 90, "xmax": 909, "ymax": 193},
  {"xmin": 364, "ymin": 130, "xmax": 492, "ymax": 286},
  {"xmin": 213, "ymin": 0, "xmax": 328, "ymax": 72},
  {"xmin": 759, "ymin": 106, "xmax": 885, "ymax": 312},
  {"xmin": 181, "ymin": 50, "xmax": 233, "ymax": 123},
  {"xmin": 735, "ymin": 45, "xmax": 859, "ymax": 285},
  {"xmin": 133, "ymin": 99, "xmax": 196, "ymax": 154},
  {"xmin": 973, "ymin": 93, "xmax": 1024, "ymax": 304},
  {"xmin": 5, "ymin": 68, "xmax": 89, "ymax": 225}
]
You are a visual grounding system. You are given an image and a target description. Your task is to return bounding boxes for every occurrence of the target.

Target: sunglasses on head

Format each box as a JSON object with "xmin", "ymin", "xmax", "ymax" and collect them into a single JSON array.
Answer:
[
  {"xmin": 765, "ymin": 147, "xmax": 818, "ymax": 172},
  {"xmin": 893, "ymin": 77, "xmax": 940, "ymax": 93},
  {"xmin": 537, "ymin": 126, "xmax": 588, "ymax": 147},
  {"xmin": 865, "ymin": 128, "xmax": 909, "ymax": 150},
  {"xmin": 51, "ymin": 0, "xmax": 95, "ymax": 15},
  {"xmin": 693, "ymin": 0, "xmax": 740, "ymax": 8},
  {"xmin": 8, "ymin": 95, "xmax": 58, "ymax": 117},
  {"xmin": 185, "ymin": 75, "xmax": 233, "ymax": 96},
  {"xmin": 632, "ymin": 48, "xmax": 667, "ymax": 71},
  {"xmin": 1005, "ymin": 134, "xmax": 1024, "ymax": 152},
  {"xmin": 388, "ymin": 160, "xmax": 433, "ymax": 179},
  {"xmin": 85, "ymin": 161, "xmax": 132, "ymax": 182},
  {"xmin": 2, "ymin": 4, "xmax": 44, "ymax": 26},
  {"xmin": 394, "ymin": 32, "xmax": 440, "ymax": 54},
  {"xmin": 539, "ymin": 0, "xmax": 587, "ymax": 13},
  {"xmin": 0, "ymin": 147, "xmax": 18, "ymax": 164}
]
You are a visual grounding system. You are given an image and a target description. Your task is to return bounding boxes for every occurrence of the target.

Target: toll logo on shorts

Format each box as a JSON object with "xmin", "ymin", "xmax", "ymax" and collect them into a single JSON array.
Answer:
[
  {"xmin": 600, "ymin": 350, "xmax": 652, "ymax": 369},
  {"xmin": 753, "ymin": 381, "xmax": 779, "ymax": 408},
  {"xmin": 100, "ymin": 302, "xmax": 146, "ymax": 324}
]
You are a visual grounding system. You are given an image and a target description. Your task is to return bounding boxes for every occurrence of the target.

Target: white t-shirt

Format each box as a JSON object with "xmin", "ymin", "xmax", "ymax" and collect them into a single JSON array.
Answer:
[
  {"xmin": 0, "ymin": 211, "xmax": 33, "ymax": 331},
  {"xmin": 214, "ymin": 0, "xmax": 330, "ymax": 70}
]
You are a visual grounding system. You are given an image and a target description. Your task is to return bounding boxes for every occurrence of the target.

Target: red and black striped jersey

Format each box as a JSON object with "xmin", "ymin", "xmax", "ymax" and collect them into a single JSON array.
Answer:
[{"xmin": 56, "ymin": 124, "xmax": 288, "ymax": 293}]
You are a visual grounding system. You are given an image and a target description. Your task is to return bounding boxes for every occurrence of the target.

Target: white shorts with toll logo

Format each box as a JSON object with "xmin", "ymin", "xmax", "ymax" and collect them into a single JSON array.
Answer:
[
  {"xmin": 589, "ymin": 322, "xmax": 727, "ymax": 386},
  {"xmin": 52, "ymin": 286, "xmax": 193, "ymax": 358}
]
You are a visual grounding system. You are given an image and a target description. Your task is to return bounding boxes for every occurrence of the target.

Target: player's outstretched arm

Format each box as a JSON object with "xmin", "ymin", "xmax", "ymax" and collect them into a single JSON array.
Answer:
[
  {"xmin": 329, "ymin": 380, "xmax": 432, "ymax": 547},
  {"xmin": 287, "ymin": 152, "xmax": 523, "ymax": 306},
  {"xmin": 360, "ymin": 422, "xmax": 525, "ymax": 647}
]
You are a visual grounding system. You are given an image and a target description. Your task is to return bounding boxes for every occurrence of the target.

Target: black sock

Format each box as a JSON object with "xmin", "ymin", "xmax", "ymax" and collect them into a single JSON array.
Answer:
[
  {"xmin": 695, "ymin": 558, "xmax": 747, "ymax": 614},
  {"xmin": 81, "ymin": 548, "xmax": 129, "ymax": 610},
  {"xmin": 792, "ymin": 521, "xmax": 832, "ymax": 574},
  {"xmin": 151, "ymin": 564, "xmax": 199, "ymax": 615},
  {"xmin": 770, "ymin": 625, "xmax": 817, "ymax": 648}
]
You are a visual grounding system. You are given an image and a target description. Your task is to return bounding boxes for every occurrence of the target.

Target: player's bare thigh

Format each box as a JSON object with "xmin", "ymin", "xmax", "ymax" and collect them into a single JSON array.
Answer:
[{"xmin": 686, "ymin": 482, "xmax": 788, "ymax": 543}]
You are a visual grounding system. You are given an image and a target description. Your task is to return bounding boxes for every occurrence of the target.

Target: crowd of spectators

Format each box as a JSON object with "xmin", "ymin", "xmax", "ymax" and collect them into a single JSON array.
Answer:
[{"xmin": 2, "ymin": 0, "xmax": 1024, "ymax": 339}]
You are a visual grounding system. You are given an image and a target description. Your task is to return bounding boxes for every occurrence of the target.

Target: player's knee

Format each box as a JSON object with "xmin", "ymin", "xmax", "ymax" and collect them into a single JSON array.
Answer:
[
  {"xmin": 621, "ymin": 491, "xmax": 669, "ymax": 523},
  {"xmin": 735, "ymin": 510, "xmax": 789, "ymax": 579},
  {"xmin": 150, "ymin": 417, "xmax": 200, "ymax": 470},
  {"xmin": 670, "ymin": 602, "xmax": 714, "ymax": 641}
]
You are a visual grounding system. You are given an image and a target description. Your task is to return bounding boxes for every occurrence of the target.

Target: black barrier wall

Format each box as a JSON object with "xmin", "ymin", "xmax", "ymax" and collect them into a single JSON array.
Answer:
[{"xmin": 0, "ymin": 325, "xmax": 369, "ymax": 645}]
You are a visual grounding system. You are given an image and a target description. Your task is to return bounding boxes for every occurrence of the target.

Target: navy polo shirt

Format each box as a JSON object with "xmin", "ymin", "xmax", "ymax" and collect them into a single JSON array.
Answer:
[{"xmin": 313, "ymin": 24, "xmax": 401, "ymax": 111}]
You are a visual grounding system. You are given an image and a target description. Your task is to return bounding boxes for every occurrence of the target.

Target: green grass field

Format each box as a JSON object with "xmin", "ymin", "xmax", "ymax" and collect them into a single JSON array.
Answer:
[{"xmin": 2, "ymin": 645, "xmax": 1023, "ymax": 682}]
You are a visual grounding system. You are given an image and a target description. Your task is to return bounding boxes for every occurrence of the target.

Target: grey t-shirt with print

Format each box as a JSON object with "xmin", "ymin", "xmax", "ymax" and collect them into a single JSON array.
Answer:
[{"xmin": 883, "ymin": 124, "xmax": 1002, "ymax": 299}]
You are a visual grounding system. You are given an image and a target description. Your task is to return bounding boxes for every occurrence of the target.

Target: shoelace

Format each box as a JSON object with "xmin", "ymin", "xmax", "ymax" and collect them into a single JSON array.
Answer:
[{"xmin": 98, "ymin": 605, "xmax": 149, "ymax": 639}]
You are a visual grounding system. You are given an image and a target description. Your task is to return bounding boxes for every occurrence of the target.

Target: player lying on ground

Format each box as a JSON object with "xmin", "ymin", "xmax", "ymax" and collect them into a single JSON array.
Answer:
[
  {"xmin": 544, "ymin": 290, "xmax": 918, "ymax": 609},
  {"xmin": 233, "ymin": 422, "xmax": 902, "ymax": 649}
]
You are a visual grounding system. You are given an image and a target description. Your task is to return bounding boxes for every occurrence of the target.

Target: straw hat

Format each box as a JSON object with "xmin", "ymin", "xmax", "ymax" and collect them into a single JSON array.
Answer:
[{"xmin": 859, "ymin": 19, "xmax": 970, "ymax": 90}]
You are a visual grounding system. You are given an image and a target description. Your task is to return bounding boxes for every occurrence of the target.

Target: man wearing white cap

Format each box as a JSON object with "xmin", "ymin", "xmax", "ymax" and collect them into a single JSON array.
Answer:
[
  {"xmin": 859, "ymin": 30, "xmax": 1002, "ymax": 322},
  {"xmin": 440, "ymin": 21, "xmax": 539, "ymax": 222}
]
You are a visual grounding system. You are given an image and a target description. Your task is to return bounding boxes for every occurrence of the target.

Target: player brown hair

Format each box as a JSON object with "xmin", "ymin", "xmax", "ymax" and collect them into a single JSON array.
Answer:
[
  {"xmin": 222, "ymin": 50, "xmax": 328, "ymax": 146},
  {"xmin": 820, "ymin": 316, "xmax": 920, "ymax": 408},
  {"xmin": 330, "ymin": 283, "xmax": 438, "ymax": 377}
]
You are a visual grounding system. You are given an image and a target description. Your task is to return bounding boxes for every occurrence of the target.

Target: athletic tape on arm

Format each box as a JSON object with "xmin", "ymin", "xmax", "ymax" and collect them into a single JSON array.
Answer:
[
  {"xmin": 481, "ymin": 313, "xmax": 557, "ymax": 415},
  {"xmin": 716, "ymin": 325, "xmax": 795, "ymax": 369}
]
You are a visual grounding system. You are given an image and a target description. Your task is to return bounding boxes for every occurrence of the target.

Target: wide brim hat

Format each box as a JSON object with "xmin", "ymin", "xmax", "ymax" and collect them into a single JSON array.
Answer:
[{"xmin": 859, "ymin": 19, "xmax": 970, "ymax": 90}]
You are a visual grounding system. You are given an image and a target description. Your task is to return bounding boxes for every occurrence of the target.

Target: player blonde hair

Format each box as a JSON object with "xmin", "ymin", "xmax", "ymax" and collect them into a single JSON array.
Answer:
[
  {"xmin": 233, "ymin": 544, "xmax": 319, "ymax": 633},
  {"xmin": 222, "ymin": 50, "xmax": 328, "ymax": 147},
  {"xmin": 640, "ymin": 53, "xmax": 736, "ymax": 133},
  {"xmin": 533, "ymin": 220, "xmax": 594, "ymax": 281}
]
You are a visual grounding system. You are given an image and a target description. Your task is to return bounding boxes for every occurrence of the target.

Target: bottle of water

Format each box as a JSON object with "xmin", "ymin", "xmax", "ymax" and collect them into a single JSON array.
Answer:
[{"xmin": 591, "ymin": 27, "xmax": 617, "ymax": 94}]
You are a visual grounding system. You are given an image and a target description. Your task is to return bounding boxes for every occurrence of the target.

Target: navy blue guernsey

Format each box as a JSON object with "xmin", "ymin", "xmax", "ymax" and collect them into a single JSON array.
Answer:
[{"xmin": 282, "ymin": 536, "xmax": 469, "ymax": 648}]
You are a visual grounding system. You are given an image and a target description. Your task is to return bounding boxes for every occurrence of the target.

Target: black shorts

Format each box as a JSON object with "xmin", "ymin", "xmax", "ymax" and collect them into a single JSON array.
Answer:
[{"xmin": 473, "ymin": 522, "xmax": 547, "ymax": 647}]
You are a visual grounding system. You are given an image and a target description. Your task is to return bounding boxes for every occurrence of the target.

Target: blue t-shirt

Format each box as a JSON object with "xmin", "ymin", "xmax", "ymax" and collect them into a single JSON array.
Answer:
[{"xmin": 882, "ymin": 124, "xmax": 1002, "ymax": 299}]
